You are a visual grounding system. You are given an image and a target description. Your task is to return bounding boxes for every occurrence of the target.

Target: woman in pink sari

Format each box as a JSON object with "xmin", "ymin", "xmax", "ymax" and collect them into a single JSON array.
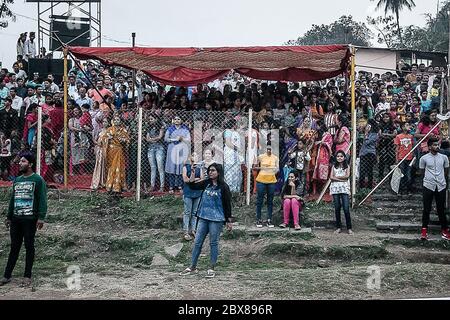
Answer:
[{"xmin": 312, "ymin": 127, "xmax": 333, "ymax": 194}]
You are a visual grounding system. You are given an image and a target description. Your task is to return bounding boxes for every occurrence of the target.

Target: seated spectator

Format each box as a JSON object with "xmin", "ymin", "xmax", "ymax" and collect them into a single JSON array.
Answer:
[{"xmin": 279, "ymin": 171, "xmax": 304, "ymax": 230}]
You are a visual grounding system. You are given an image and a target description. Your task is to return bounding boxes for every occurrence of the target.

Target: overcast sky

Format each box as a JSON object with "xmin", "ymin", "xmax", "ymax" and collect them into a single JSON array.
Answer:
[{"xmin": 0, "ymin": 0, "xmax": 440, "ymax": 69}]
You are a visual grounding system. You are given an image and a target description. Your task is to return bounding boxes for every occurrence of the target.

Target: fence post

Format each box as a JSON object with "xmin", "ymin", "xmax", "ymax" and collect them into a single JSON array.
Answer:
[
  {"xmin": 136, "ymin": 106, "xmax": 143, "ymax": 202},
  {"xmin": 246, "ymin": 108, "xmax": 253, "ymax": 206},
  {"xmin": 350, "ymin": 45, "xmax": 357, "ymax": 208},
  {"xmin": 36, "ymin": 105, "xmax": 42, "ymax": 175},
  {"xmin": 63, "ymin": 48, "xmax": 69, "ymax": 190}
]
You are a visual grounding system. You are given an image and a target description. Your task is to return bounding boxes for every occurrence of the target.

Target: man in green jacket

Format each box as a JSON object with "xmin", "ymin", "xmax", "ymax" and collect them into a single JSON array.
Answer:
[{"xmin": 1, "ymin": 153, "xmax": 47, "ymax": 287}]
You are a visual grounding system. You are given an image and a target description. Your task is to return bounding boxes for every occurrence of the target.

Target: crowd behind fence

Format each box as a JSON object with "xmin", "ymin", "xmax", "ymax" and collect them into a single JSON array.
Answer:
[{"xmin": 0, "ymin": 53, "xmax": 449, "ymax": 204}]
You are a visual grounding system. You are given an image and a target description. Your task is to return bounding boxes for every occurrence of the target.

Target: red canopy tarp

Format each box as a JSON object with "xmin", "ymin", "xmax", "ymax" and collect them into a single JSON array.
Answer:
[{"xmin": 68, "ymin": 45, "xmax": 351, "ymax": 86}]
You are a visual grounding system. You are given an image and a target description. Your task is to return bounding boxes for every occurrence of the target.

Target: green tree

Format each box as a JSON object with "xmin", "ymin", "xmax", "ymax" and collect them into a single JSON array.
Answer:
[
  {"xmin": 371, "ymin": 0, "xmax": 416, "ymax": 47},
  {"xmin": 368, "ymin": 1, "xmax": 449, "ymax": 52},
  {"xmin": 285, "ymin": 15, "xmax": 373, "ymax": 46},
  {"xmin": 0, "ymin": 0, "xmax": 15, "ymax": 26}
]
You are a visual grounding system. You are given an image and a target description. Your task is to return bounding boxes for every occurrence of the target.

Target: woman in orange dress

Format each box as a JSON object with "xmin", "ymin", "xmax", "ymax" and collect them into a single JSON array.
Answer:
[{"xmin": 105, "ymin": 115, "xmax": 130, "ymax": 194}]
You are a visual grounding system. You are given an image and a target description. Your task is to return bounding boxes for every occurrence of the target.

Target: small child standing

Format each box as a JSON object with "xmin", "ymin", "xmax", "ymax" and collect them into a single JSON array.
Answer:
[
  {"xmin": 288, "ymin": 139, "xmax": 311, "ymax": 187},
  {"xmin": 330, "ymin": 150, "xmax": 352, "ymax": 234},
  {"xmin": 394, "ymin": 122, "xmax": 414, "ymax": 194}
]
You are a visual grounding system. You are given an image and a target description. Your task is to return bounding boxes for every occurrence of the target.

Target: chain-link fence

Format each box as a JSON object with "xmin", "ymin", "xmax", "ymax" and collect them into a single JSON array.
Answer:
[{"xmin": 27, "ymin": 108, "xmax": 287, "ymax": 201}]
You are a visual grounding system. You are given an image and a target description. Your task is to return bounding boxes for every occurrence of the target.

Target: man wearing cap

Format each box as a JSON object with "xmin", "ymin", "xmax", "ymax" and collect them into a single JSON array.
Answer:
[{"xmin": 1, "ymin": 153, "xmax": 47, "ymax": 288}]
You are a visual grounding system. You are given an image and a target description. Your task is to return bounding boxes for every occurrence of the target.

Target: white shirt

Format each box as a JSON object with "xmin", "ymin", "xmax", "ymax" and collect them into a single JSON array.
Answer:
[
  {"xmin": 68, "ymin": 85, "xmax": 79, "ymax": 100},
  {"xmin": 24, "ymin": 39, "xmax": 37, "ymax": 60},
  {"xmin": 0, "ymin": 139, "xmax": 11, "ymax": 157},
  {"xmin": 50, "ymin": 83, "xmax": 60, "ymax": 93},
  {"xmin": 375, "ymin": 102, "xmax": 390, "ymax": 115},
  {"xmin": 420, "ymin": 152, "xmax": 449, "ymax": 192},
  {"xmin": 11, "ymin": 96, "xmax": 23, "ymax": 112}
]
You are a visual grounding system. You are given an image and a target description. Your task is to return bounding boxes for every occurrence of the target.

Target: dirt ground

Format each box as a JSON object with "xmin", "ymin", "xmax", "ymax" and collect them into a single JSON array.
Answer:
[{"xmin": 1, "ymin": 190, "xmax": 450, "ymax": 300}]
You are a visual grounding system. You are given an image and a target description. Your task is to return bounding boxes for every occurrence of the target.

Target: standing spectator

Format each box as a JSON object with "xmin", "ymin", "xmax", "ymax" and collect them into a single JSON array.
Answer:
[
  {"xmin": 24, "ymin": 32, "xmax": 37, "ymax": 61},
  {"xmin": 394, "ymin": 122, "xmax": 414, "ymax": 194},
  {"xmin": 416, "ymin": 110, "xmax": 440, "ymax": 158},
  {"xmin": 181, "ymin": 152, "xmax": 203, "ymax": 241},
  {"xmin": 67, "ymin": 75, "xmax": 78, "ymax": 100},
  {"xmin": 88, "ymin": 80, "xmax": 113, "ymax": 104},
  {"xmin": 375, "ymin": 92, "xmax": 390, "ymax": 115},
  {"xmin": 223, "ymin": 119, "xmax": 243, "ymax": 193},
  {"xmin": 146, "ymin": 114, "xmax": 165, "ymax": 192},
  {"xmin": 10, "ymin": 88, "xmax": 23, "ymax": 113},
  {"xmin": 16, "ymin": 33, "xmax": 27, "ymax": 57},
  {"xmin": 68, "ymin": 106, "xmax": 89, "ymax": 175},
  {"xmin": 0, "ymin": 132, "xmax": 12, "ymax": 180},
  {"xmin": 1, "ymin": 153, "xmax": 47, "ymax": 288},
  {"xmin": 48, "ymin": 100, "xmax": 64, "ymax": 140},
  {"xmin": 330, "ymin": 150, "xmax": 352, "ymax": 234},
  {"xmin": 254, "ymin": 146, "xmax": 279, "ymax": 228},
  {"xmin": 91, "ymin": 118, "xmax": 109, "ymax": 190},
  {"xmin": 22, "ymin": 104, "xmax": 38, "ymax": 147},
  {"xmin": 105, "ymin": 115, "xmax": 130, "ymax": 194},
  {"xmin": 179, "ymin": 163, "xmax": 232, "ymax": 278},
  {"xmin": 419, "ymin": 137, "xmax": 450, "ymax": 241},
  {"xmin": 359, "ymin": 119, "xmax": 378, "ymax": 189},
  {"xmin": 334, "ymin": 114, "xmax": 351, "ymax": 155},
  {"xmin": 12, "ymin": 63, "xmax": 27, "ymax": 81},
  {"xmin": 0, "ymin": 80, "xmax": 9, "ymax": 109},
  {"xmin": 164, "ymin": 115, "xmax": 191, "ymax": 193},
  {"xmin": 0, "ymin": 97, "xmax": 19, "ymax": 138},
  {"xmin": 75, "ymin": 87, "xmax": 93, "ymax": 109},
  {"xmin": 40, "ymin": 115, "xmax": 56, "ymax": 182},
  {"xmin": 378, "ymin": 113, "xmax": 396, "ymax": 180}
]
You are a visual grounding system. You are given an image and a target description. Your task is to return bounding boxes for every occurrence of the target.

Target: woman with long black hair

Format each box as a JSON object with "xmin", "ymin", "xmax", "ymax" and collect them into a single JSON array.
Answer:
[
  {"xmin": 179, "ymin": 163, "xmax": 233, "ymax": 278},
  {"xmin": 378, "ymin": 112, "xmax": 396, "ymax": 180}
]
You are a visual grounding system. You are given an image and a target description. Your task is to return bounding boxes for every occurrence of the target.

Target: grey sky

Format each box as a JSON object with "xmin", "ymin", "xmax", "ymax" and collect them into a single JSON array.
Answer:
[{"xmin": 0, "ymin": 0, "xmax": 439, "ymax": 69}]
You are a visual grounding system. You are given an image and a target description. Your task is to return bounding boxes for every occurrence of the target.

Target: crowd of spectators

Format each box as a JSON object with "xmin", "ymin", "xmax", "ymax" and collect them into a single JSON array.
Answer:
[{"xmin": 0, "ymin": 35, "xmax": 448, "ymax": 200}]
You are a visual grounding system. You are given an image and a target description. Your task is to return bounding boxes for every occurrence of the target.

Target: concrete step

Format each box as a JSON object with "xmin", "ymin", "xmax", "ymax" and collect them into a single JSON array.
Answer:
[
  {"xmin": 371, "ymin": 194, "xmax": 422, "ymax": 202},
  {"xmin": 376, "ymin": 222, "xmax": 446, "ymax": 233},
  {"xmin": 377, "ymin": 233, "xmax": 447, "ymax": 242},
  {"xmin": 370, "ymin": 212, "xmax": 418, "ymax": 221},
  {"xmin": 370, "ymin": 201, "xmax": 422, "ymax": 210},
  {"xmin": 233, "ymin": 224, "xmax": 313, "ymax": 236}
]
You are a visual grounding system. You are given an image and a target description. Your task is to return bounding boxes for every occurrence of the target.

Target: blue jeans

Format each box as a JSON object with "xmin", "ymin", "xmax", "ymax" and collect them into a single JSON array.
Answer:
[
  {"xmin": 256, "ymin": 182, "xmax": 276, "ymax": 221},
  {"xmin": 183, "ymin": 196, "xmax": 200, "ymax": 233},
  {"xmin": 191, "ymin": 218, "xmax": 223, "ymax": 269},
  {"xmin": 148, "ymin": 144, "xmax": 165, "ymax": 190},
  {"xmin": 332, "ymin": 193, "xmax": 352, "ymax": 230},
  {"xmin": 168, "ymin": 174, "xmax": 183, "ymax": 189}
]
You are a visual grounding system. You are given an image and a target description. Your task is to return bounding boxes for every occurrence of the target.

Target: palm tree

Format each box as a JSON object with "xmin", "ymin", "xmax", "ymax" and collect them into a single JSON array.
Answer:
[{"xmin": 372, "ymin": 0, "xmax": 416, "ymax": 47}]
